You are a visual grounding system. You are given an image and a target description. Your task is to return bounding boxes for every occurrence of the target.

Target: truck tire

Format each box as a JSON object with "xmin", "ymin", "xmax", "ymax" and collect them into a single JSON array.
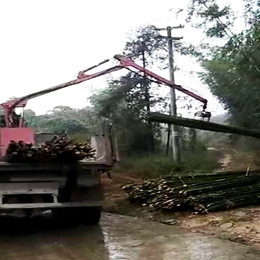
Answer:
[
  {"xmin": 52, "ymin": 207, "xmax": 101, "ymax": 225},
  {"xmin": 52, "ymin": 209, "xmax": 67, "ymax": 221},
  {"xmin": 78, "ymin": 206, "xmax": 101, "ymax": 225}
]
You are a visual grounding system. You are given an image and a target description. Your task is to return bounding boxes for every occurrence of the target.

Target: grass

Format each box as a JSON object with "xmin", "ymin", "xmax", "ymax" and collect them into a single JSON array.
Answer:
[{"xmin": 114, "ymin": 151, "xmax": 221, "ymax": 179}]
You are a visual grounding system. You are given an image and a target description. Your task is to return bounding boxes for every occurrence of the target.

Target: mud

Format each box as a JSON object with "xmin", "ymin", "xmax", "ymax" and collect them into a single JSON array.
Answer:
[
  {"xmin": 0, "ymin": 212, "xmax": 259, "ymax": 260},
  {"xmin": 178, "ymin": 206, "xmax": 260, "ymax": 248}
]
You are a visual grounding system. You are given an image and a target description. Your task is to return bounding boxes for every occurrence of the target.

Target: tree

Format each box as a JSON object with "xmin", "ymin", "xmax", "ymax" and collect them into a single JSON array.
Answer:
[
  {"xmin": 24, "ymin": 109, "xmax": 38, "ymax": 128},
  {"xmin": 180, "ymin": 0, "xmax": 260, "ymax": 129},
  {"xmin": 90, "ymin": 78, "xmax": 159, "ymax": 156},
  {"xmin": 186, "ymin": 0, "xmax": 234, "ymax": 38},
  {"xmin": 91, "ymin": 25, "xmax": 198, "ymax": 156},
  {"xmin": 124, "ymin": 25, "xmax": 168, "ymax": 65},
  {"xmin": 123, "ymin": 25, "xmax": 171, "ymax": 152},
  {"xmin": 26, "ymin": 106, "xmax": 99, "ymax": 138}
]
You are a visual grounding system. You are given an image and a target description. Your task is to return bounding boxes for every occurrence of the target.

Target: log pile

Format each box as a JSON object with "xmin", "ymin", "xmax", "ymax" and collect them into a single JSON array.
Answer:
[
  {"xmin": 122, "ymin": 172, "xmax": 260, "ymax": 214},
  {"xmin": 5, "ymin": 137, "xmax": 95, "ymax": 163}
]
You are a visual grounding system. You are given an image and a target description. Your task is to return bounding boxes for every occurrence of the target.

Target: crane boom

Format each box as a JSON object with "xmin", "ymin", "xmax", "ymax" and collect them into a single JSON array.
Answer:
[
  {"xmin": 114, "ymin": 55, "xmax": 208, "ymax": 106},
  {"xmin": 1, "ymin": 55, "xmax": 208, "ymax": 127}
]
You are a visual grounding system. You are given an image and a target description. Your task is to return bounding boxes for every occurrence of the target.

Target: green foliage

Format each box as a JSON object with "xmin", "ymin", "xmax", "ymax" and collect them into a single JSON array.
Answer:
[
  {"xmin": 90, "ymin": 77, "xmax": 158, "ymax": 155},
  {"xmin": 124, "ymin": 25, "xmax": 198, "ymax": 65},
  {"xmin": 201, "ymin": 56, "xmax": 260, "ymax": 128},
  {"xmin": 199, "ymin": 19, "xmax": 260, "ymax": 127},
  {"xmin": 124, "ymin": 25, "xmax": 167, "ymax": 65},
  {"xmin": 25, "ymin": 106, "xmax": 99, "ymax": 138},
  {"xmin": 115, "ymin": 152, "xmax": 220, "ymax": 179},
  {"xmin": 186, "ymin": 0, "xmax": 234, "ymax": 39},
  {"xmin": 183, "ymin": 0, "xmax": 260, "ymax": 129},
  {"xmin": 242, "ymin": 0, "xmax": 260, "ymax": 25},
  {"xmin": 24, "ymin": 109, "xmax": 37, "ymax": 127},
  {"xmin": 90, "ymin": 25, "xmax": 172, "ymax": 155}
]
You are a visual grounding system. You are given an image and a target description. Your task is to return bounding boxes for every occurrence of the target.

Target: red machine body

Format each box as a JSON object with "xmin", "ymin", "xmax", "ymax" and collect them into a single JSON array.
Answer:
[
  {"xmin": 0, "ymin": 128, "xmax": 34, "ymax": 157},
  {"xmin": 0, "ymin": 55, "xmax": 208, "ymax": 157}
]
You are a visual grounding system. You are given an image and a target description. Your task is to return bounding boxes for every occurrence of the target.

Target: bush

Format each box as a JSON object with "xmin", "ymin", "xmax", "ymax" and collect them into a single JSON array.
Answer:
[{"xmin": 114, "ymin": 151, "xmax": 221, "ymax": 179}]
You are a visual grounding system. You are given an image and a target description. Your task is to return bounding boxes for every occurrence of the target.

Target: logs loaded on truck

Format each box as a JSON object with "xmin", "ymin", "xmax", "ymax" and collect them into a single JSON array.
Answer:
[{"xmin": 5, "ymin": 138, "xmax": 95, "ymax": 163}]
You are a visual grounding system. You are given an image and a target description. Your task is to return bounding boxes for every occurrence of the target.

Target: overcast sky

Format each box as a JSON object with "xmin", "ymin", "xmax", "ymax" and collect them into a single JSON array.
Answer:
[{"xmin": 0, "ymin": 0, "xmax": 244, "ymax": 116}]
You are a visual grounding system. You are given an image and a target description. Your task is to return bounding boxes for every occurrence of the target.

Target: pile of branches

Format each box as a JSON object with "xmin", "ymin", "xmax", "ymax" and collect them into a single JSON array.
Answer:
[
  {"xmin": 5, "ymin": 137, "xmax": 95, "ymax": 163},
  {"xmin": 122, "ymin": 172, "xmax": 260, "ymax": 214}
]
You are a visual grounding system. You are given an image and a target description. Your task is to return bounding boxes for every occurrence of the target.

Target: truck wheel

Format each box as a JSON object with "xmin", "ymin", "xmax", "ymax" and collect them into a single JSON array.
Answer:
[
  {"xmin": 52, "ymin": 207, "xmax": 101, "ymax": 225},
  {"xmin": 52, "ymin": 209, "xmax": 66, "ymax": 221},
  {"xmin": 78, "ymin": 207, "xmax": 101, "ymax": 225}
]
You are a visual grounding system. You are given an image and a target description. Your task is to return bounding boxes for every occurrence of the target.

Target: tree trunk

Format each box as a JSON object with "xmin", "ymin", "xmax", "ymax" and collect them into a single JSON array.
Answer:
[{"xmin": 141, "ymin": 44, "xmax": 154, "ymax": 152}]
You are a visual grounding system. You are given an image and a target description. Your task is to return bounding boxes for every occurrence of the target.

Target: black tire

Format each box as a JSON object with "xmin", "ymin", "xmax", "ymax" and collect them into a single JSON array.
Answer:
[
  {"xmin": 52, "ymin": 209, "xmax": 67, "ymax": 221},
  {"xmin": 77, "ymin": 207, "xmax": 101, "ymax": 225},
  {"xmin": 52, "ymin": 207, "xmax": 101, "ymax": 225}
]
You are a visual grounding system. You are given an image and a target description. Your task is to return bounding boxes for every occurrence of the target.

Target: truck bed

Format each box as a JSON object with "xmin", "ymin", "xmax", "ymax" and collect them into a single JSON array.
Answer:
[
  {"xmin": 0, "ymin": 161, "xmax": 113, "ymax": 171},
  {"xmin": 0, "ymin": 161, "xmax": 106, "ymax": 212}
]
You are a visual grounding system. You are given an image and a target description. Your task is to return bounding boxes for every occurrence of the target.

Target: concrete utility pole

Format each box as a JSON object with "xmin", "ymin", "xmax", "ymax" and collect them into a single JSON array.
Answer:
[
  {"xmin": 153, "ymin": 25, "xmax": 183, "ymax": 162},
  {"xmin": 167, "ymin": 26, "xmax": 183, "ymax": 162}
]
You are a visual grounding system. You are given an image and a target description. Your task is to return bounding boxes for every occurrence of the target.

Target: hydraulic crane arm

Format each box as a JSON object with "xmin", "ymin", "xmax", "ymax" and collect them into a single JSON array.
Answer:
[
  {"xmin": 114, "ymin": 55, "xmax": 208, "ymax": 107},
  {"xmin": 1, "ymin": 55, "xmax": 208, "ymax": 127}
]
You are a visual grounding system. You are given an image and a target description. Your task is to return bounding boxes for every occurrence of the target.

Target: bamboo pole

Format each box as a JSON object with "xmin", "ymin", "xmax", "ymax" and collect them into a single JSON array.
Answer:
[{"xmin": 148, "ymin": 113, "xmax": 260, "ymax": 139}]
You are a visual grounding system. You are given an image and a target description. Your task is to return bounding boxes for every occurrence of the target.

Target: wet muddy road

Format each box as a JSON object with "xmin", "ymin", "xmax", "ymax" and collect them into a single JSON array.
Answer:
[{"xmin": 0, "ymin": 213, "xmax": 260, "ymax": 260}]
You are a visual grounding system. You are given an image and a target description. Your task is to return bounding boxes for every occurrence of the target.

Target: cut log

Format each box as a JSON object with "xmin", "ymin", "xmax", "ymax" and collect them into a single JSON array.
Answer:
[
  {"xmin": 5, "ymin": 139, "xmax": 95, "ymax": 163},
  {"xmin": 148, "ymin": 112, "xmax": 260, "ymax": 139}
]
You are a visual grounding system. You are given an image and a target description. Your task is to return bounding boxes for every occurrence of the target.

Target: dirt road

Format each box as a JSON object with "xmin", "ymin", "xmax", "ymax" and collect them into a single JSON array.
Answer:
[{"xmin": 0, "ymin": 212, "xmax": 259, "ymax": 260}]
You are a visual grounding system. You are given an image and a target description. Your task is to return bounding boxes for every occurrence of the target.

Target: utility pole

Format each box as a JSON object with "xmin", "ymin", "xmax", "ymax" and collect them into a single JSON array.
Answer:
[
  {"xmin": 167, "ymin": 26, "xmax": 182, "ymax": 162},
  {"xmin": 153, "ymin": 25, "xmax": 183, "ymax": 162}
]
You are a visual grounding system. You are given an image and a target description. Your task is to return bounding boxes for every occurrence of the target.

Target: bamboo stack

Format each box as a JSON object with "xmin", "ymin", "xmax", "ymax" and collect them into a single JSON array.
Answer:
[
  {"xmin": 5, "ymin": 137, "xmax": 95, "ymax": 163},
  {"xmin": 122, "ymin": 173, "xmax": 260, "ymax": 214}
]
